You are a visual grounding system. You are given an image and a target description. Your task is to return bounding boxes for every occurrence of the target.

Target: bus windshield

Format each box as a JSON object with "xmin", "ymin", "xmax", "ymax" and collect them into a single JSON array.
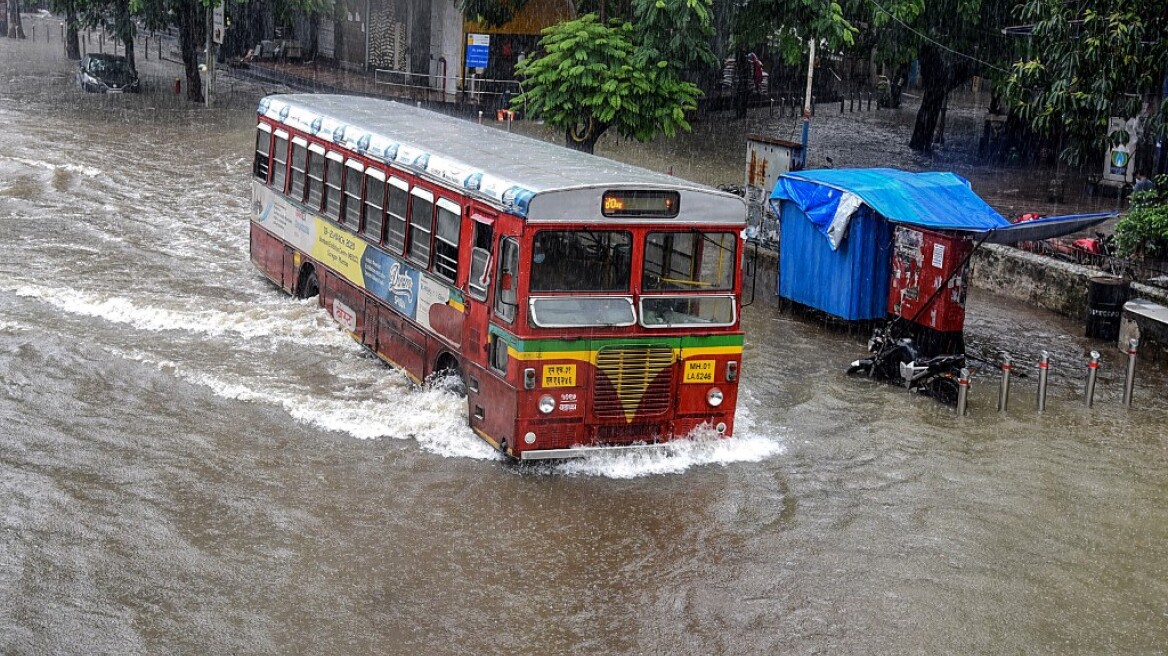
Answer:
[
  {"xmin": 643, "ymin": 231, "xmax": 737, "ymax": 291},
  {"xmin": 530, "ymin": 230, "xmax": 631, "ymax": 292}
]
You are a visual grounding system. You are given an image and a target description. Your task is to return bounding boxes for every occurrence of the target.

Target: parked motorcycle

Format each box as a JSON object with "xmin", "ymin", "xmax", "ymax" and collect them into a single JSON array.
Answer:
[
  {"xmin": 1072, "ymin": 232, "xmax": 1136, "ymax": 277},
  {"xmin": 847, "ymin": 327, "xmax": 965, "ymax": 405}
]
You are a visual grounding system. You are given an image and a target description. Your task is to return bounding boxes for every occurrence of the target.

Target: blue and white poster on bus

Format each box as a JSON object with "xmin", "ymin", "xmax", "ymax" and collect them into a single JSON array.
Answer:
[{"xmin": 252, "ymin": 183, "xmax": 455, "ymax": 333}]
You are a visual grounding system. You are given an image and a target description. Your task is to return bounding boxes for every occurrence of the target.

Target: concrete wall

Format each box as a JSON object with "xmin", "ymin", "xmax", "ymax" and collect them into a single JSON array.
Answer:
[
  {"xmin": 970, "ymin": 244, "xmax": 1168, "ymax": 320},
  {"xmin": 745, "ymin": 242, "xmax": 1168, "ymax": 359}
]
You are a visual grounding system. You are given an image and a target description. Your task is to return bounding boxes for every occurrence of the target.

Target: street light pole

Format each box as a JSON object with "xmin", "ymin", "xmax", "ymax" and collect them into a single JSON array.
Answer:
[
  {"xmin": 204, "ymin": 4, "xmax": 213, "ymax": 107},
  {"xmin": 801, "ymin": 38, "xmax": 815, "ymax": 169}
]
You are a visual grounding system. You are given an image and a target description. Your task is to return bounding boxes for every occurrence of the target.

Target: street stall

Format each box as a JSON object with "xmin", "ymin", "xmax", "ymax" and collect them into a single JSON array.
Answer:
[{"xmin": 769, "ymin": 168, "xmax": 1112, "ymax": 401}]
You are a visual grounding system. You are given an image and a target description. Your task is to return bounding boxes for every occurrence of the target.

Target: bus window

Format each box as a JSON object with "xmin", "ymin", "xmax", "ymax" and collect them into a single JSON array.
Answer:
[
  {"xmin": 305, "ymin": 144, "xmax": 326, "ymax": 211},
  {"xmin": 270, "ymin": 131, "xmax": 289, "ymax": 193},
  {"xmin": 289, "ymin": 138, "xmax": 308, "ymax": 202},
  {"xmin": 407, "ymin": 188, "xmax": 434, "ymax": 267},
  {"xmin": 643, "ymin": 231, "xmax": 736, "ymax": 291},
  {"xmin": 342, "ymin": 160, "xmax": 364, "ymax": 227},
  {"xmin": 253, "ymin": 124, "xmax": 271, "ymax": 182},
  {"xmin": 467, "ymin": 219, "xmax": 494, "ymax": 301},
  {"xmin": 385, "ymin": 177, "xmax": 408, "ymax": 254},
  {"xmin": 494, "ymin": 238, "xmax": 519, "ymax": 323},
  {"xmin": 362, "ymin": 170, "xmax": 386, "ymax": 243},
  {"xmin": 433, "ymin": 199, "xmax": 461, "ymax": 282},
  {"xmin": 530, "ymin": 230, "xmax": 631, "ymax": 292},
  {"xmin": 323, "ymin": 152, "xmax": 343, "ymax": 219}
]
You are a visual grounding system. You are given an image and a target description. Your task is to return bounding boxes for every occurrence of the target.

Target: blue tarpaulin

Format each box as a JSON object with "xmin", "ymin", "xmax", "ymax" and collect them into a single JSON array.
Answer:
[
  {"xmin": 777, "ymin": 199, "xmax": 891, "ymax": 320},
  {"xmin": 769, "ymin": 168, "xmax": 1111, "ymax": 249}
]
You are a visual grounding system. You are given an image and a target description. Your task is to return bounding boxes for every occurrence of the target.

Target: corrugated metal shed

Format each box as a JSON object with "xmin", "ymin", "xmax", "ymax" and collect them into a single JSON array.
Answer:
[{"xmin": 778, "ymin": 201, "xmax": 891, "ymax": 321}]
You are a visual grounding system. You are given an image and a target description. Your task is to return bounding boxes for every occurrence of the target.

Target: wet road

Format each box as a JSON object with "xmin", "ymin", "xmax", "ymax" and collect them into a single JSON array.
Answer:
[{"xmin": 3, "ymin": 27, "xmax": 1168, "ymax": 655}]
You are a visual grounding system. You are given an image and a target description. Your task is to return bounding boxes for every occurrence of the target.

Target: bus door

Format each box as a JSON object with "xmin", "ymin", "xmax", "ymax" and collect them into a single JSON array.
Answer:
[
  {"xmin": 463, "ymin": 212, "xmax": 496, "ymax": 369},
  {"xmin": 469, "ymin": 229, "xmax": 521, "ymax": 449}
]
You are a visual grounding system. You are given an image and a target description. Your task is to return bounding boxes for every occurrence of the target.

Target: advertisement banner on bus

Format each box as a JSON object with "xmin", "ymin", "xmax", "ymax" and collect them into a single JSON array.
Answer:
[{"xmin": 252, "ymin": 183, "xmax": 458, "ymax": 336}]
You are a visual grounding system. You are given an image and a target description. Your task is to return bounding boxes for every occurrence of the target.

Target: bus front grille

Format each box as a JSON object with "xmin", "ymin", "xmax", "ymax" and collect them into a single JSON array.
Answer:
[{"xmin": 593, "ymin": 345, "xmax": 674, "ymax": 420}]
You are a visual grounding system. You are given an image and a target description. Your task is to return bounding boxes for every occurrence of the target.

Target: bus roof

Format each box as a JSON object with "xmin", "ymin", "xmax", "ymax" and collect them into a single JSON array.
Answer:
[{"xmin": 259, "ymin": 94, "xmax": 746, "ymax": 226}]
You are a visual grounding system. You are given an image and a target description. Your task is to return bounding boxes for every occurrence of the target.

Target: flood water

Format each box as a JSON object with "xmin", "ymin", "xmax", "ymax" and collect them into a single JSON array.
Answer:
[{"xmin": 2, "ymin": 25, "xmax": 1167, "ymax": 654}]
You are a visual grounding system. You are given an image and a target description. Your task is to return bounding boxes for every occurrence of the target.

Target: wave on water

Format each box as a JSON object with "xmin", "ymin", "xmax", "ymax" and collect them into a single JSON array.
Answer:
[
  {"xmin": 106, "ymin": 339, "xmax": 783, "ymax": 475},
  {"xmin": 552, "ymin": 400, "xmax": 785, "ymax": 478},
  {"xmin": 27, "ymin": 281, "xmax": 787, "ymax": 475},
  {"xmin": 7, "ymin": 156, "xmax": 102, "ymax": 178},
  {"xmin": 14, "ymin": 285, "xmax": 349, "ymax": 348},
  {"xmin": 110, "ymin": 345, "xmax": 501, "ymax": 461}
]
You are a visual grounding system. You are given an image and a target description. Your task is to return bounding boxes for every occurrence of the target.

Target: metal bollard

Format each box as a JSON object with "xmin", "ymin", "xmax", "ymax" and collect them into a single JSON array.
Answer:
[
  {"xmin": 1036, "ymin": 351, "xmax": 1050, "ymax": 412},
  {"xmin": 850, "ymin": 93, "xmax": 855, "ymax": 112},
  {"xmin": 1122, "ymin": 339, "xmax": 1139, "ymax": 407},
  {"xmin": 956, "ymin": 368, "xmax": 970, "ymax": 416},
  {"xmin": 867, "ymin": 92, "xmax": 872, "ymax": 111},
  {"xmin": 478, "ymin": 110, "xmax": 483, "ymax": 125},
  {"xmin": 997, "ymin": 353, "xmax": 1012, "ymax": 412},
  {"xmin": 841, "ymin": 97, "xmax": 845, "ymax": 114},
  {"xmin": 1084, "ymin": 350, "xmax": 1101, "ymax": 408}
]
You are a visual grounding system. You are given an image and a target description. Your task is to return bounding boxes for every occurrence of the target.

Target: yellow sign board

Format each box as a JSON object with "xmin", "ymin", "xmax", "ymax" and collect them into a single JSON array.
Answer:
[
  {"xmin": 542, "ymin": 364, "xmax": 576, "ymax": 388},
  {"xmin": 684, "ymin": 359, "xmax": 716, "ymax": 383}
]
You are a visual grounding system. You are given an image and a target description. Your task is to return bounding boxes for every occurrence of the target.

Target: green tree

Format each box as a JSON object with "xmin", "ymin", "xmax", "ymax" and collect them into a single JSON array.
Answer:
[
  {"xmin": 47, "ymin": 0, "xmax": 81, "ymax": 59},
  {"xmin": 1003, "ymin": 0, "xmax": 1168, "ymax": 166},
  {"xmin": 511, "ymin": 1, "xmax": 714, "ymax": 153},
  {"xmin": 1115, "ymin": 175, "xmax": 1168, "ymax": 257},
  {"xmin": 129, "ymin": 0, "xmax": 206, "ymax": 101},
  {"xmin": 871, "ymin": 0, "xmax": 1016, "ymax": 151},
  {"xmin": 731, "ymin": 0, "xmax": 1014, "ymax": 152}
]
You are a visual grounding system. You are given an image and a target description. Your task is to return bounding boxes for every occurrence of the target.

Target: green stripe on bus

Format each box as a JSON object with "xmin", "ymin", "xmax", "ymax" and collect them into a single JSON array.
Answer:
[{"xmin": 486, "ymin": 324, "xmax": 743, "ymax": 353}]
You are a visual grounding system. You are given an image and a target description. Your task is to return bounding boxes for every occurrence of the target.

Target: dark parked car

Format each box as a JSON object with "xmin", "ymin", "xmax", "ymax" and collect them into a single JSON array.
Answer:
[{"xmin": 78, "ymin": 54, "xmax": 140, "ymax": 93}]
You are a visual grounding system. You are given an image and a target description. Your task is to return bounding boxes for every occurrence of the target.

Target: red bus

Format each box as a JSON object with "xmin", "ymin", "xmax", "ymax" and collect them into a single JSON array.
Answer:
[{"xmin": 250, "ymin": 94, "xmax": 747, "ymax": 460}]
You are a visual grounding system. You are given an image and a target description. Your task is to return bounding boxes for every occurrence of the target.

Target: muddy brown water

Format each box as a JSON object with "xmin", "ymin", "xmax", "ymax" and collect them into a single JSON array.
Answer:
[{"xmin": 2, "ymin": 23, "xmax": 1167, "ymax": 654}]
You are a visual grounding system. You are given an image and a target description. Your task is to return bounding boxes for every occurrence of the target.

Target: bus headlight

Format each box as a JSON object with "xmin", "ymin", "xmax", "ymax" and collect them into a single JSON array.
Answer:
[
  {"xmin": 538, "ymin": 395, "xmax": 556, "ymax": 414},
  {"xmin": 706, "ymin": 387, "xmax": 724, "ymax": 407}
]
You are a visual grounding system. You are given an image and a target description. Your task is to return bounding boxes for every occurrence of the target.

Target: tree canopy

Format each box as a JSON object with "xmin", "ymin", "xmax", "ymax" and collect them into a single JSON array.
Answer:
[
  {"xmin": 511, "ymin": 1, "xmax": 714, "ymax": 153},
  {"xmin": 1003, "ymin": 0, "xmax": 1168, "ymax": 166}
]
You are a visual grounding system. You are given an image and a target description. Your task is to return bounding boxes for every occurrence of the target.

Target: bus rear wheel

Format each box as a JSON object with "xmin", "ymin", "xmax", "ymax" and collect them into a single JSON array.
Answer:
[
  {"xmin": 430, "ymin": 353, "xmax": 466, "ymax": 396},
  {"xmin": 298, "ymin": 268, "xmax": 319, "ymax": 300}
]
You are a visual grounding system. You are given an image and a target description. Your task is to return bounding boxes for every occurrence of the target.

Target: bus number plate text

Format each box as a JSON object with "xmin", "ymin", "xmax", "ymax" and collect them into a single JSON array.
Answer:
[
  {"xmin": 684, "ymin": 360, "xmax": 716, "ymax": 383},
  {"xmin": 542, "ymin": 364, "xmax": 576, "ymax": 388}
]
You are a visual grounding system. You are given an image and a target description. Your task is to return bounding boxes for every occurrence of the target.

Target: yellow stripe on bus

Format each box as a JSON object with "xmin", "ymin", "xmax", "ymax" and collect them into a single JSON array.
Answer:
[{"xmin": 505, "ymin": 345, "xmax": 743, "ymax": 363}]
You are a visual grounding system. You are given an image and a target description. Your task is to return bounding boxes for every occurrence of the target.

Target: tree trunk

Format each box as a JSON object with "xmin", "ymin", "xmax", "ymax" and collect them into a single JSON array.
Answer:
[
  {"xmin": 734, "ymin": 49, "xmax": 749, "ymax": 119},
  {"xmin": 910, "ymin": 44, "xmax": 974, "ymax": 152},
  {"xmin": 8, "ymin": 0, "xmax": 25, "ymax": 39},
  {"xmin": 564, "ymin": 119, "xmax": 607, "ymax": 154},
  {"xmin": 65, "ymin": 4, "xmax": 80, "ymax": 60},
  {"xmin": 178, "ymin": 0, "xmax": 203, "ymax": 103},
  {"xmin": 909, "ymin": 45, "xmax": 946, "ymax": 151},
  {"xmin": 114, "ymin": 0, "xmax": 135, "ymax": 72}
]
